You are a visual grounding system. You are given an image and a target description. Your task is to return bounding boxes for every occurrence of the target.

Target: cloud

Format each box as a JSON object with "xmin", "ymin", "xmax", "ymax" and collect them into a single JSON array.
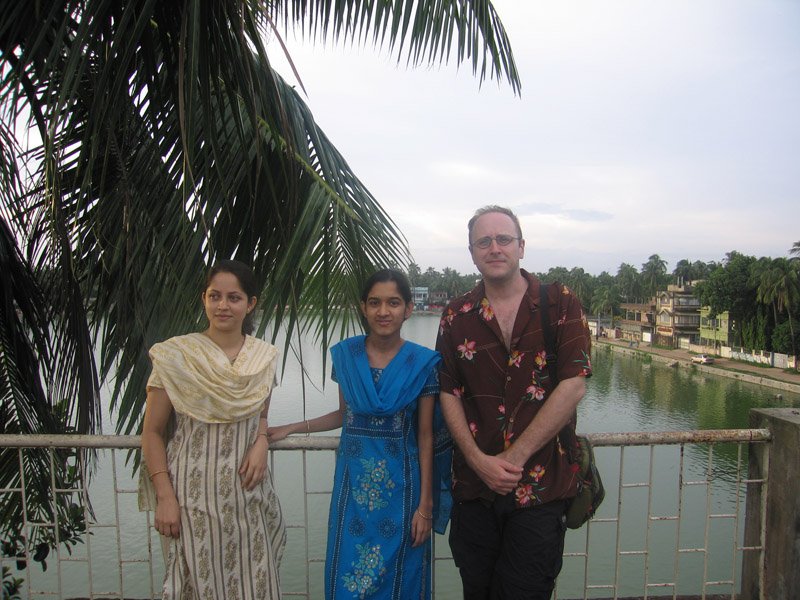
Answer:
[{"xmin": 267, "ymin": 0, "xmax": 800, "ymax": 276}]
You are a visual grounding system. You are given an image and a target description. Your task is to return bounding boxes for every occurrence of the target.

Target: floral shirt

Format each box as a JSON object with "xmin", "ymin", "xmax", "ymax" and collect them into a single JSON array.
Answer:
[{"xmin": 436, "ymin": 270, "xmax": 592, "ymax": 507}]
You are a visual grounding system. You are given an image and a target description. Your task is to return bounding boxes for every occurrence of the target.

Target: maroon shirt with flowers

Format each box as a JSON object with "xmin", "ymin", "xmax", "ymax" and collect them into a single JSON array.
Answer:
[{"xmin": 436, "ymin": 270, "xmax": 592, "ymax": 507}]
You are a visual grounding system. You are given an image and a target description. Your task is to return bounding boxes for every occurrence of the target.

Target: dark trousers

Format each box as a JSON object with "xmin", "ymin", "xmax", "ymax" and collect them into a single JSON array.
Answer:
[{"xmin": 449, "ymin": 494, "xmax": 568, "ymax": 600}]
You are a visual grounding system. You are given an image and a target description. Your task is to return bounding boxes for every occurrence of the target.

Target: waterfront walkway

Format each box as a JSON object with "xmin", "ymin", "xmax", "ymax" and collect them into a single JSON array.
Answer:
[{"xmin": 597, "ymin": 337, "xmax": 800, "ymax": 394}]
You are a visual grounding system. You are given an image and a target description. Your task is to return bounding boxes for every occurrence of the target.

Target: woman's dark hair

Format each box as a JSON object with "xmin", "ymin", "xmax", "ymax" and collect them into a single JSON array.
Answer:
[
  {"xmin": 360, "ymin": 269, "xmax": 413, "ymax": 304},
  {"xmin": 204, "ymin": 259, "xmax": 258, "ymax": 335}
]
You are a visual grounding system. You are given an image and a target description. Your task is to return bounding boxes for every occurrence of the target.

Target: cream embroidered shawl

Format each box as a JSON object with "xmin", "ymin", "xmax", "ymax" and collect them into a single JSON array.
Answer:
[
  {"xmin": 138, "ymin": 333, "xmax": 278, "ymax": 510},
  {"xmin": 147, "ymin": 332, "xmax": 279, "ymax": 422}
]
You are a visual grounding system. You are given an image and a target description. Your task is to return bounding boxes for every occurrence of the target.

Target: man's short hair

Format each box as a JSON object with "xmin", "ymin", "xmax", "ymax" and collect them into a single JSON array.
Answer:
[{"xmin": 467, "ymin": 205, "xmax": 523, "ymax": 242}]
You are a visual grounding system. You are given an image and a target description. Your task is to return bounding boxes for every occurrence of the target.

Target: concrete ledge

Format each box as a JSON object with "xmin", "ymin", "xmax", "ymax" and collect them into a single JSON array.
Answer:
[{"xmin": 742, "ymin": 408, "xmax": 800, "ymax": 600}]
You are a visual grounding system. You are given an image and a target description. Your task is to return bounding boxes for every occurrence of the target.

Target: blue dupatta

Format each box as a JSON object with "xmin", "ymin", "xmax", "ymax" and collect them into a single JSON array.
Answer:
[{"xmin": 330, "ymin": 335, "xmax": 452, "ymax": 533}]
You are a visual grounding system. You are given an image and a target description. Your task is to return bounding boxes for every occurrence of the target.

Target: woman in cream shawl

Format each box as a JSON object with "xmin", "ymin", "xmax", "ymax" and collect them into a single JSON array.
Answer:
[{"xmin": 141, "ymin": 260, "xmax": 285, "ymax": 599}]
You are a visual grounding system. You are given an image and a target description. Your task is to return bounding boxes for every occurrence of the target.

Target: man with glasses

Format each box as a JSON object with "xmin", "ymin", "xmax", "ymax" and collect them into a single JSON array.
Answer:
[{"xmin": 436, "ymin": 205, "xmax": 592, "ymax": 599}]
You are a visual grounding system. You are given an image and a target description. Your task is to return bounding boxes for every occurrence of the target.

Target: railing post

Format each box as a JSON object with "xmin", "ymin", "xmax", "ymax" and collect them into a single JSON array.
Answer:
[{"xmin": 742, "ymin": 408, "xmax": 800, "ymax": 600}]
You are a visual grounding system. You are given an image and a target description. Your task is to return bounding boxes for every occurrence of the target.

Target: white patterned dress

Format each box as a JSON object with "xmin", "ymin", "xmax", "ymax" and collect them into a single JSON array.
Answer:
[
  {"xmin": 141, "ymin": 333, "xmax": 286, "ymax": 600},
  {"xmin": 162, "ymin": 411, "xmax": 285, "ymax": 599}
]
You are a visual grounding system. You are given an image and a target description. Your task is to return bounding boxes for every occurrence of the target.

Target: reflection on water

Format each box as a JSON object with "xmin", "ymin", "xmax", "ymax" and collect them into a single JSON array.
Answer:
[{"xmin": 23, "ymin": 315, "xmax": 800, "ymax": 598}]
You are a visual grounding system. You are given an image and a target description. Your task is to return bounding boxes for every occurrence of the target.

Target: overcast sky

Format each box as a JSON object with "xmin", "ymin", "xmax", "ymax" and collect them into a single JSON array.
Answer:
[{"xmin": 268, "ymin": 0, "xmax": 799, "ymax": 276}]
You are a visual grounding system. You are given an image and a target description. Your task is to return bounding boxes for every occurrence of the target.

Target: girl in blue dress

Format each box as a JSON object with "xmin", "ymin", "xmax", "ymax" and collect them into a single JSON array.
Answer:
[{"xmin": 269, "ymin": 269, "xmax": 451, "ymax": 599}]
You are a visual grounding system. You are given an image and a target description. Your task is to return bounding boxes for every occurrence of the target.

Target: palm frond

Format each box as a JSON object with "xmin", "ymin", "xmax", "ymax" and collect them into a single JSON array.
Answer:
[{"xmin": 270, "ymin": 0, "xmax": 521, "ymax": 94}]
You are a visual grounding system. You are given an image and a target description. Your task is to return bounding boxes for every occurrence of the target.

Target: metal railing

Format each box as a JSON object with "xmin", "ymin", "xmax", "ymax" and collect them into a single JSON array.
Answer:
[{"xmin": 0, "ymin": 429, "xmax": 771, "ymax": 599}]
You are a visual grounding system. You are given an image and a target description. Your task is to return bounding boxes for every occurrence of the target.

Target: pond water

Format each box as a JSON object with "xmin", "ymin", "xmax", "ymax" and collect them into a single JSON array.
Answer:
[{"xmin": 16, "ymin": 314, "xmax": 800, "ymax": 599}]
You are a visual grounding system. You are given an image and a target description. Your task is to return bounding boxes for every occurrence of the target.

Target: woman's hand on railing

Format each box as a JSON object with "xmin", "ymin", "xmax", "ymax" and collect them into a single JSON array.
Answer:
[{"xmin": 267, "ymin": 424, "xmax": 296, "ymax": 442}]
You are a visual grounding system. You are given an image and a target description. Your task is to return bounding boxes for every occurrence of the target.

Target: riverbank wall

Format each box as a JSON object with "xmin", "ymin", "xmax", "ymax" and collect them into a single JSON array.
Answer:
[{"xmin": 596, "ymin": 339, "xmax": 800, "ymax": 396}]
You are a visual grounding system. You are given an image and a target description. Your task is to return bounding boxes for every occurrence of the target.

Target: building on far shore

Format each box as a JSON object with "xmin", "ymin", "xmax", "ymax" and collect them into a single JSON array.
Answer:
[
  {"xmin": 699, "ymin": 307, "xmax": 733, "ymax": 349},
  {"xmin": 411, "ymin": 286, "xmax": 429, "ymax": 308},
  {"xmin": 654, "ymin": 284, "xmax": 701, "ymax": 349},
  {"xmin": 618, "ymin": 300, "xmax": 655, "ymax": 343}
]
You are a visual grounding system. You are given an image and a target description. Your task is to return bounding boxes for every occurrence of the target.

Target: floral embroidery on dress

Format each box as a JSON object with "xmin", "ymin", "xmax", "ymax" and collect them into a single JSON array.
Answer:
[
  {"xmin": 469, "ymin": 422, "xmax": 478, "ymax": 437},
  {"xmin": 508, "ymin": 350, "xmax": 524, "ymax": 367},
  {"xmin": 348, "ymin": 516, "xmax": 366, "ymax": 537},
  {"xmin": 384, "ymin": 439, "xmax": 401, "ymax": 456},
  {"xmin": 220, "ymin": 425, "xmax": 234, "ymax": 458},
  {"xmin": 219, "ymin": 465, "xmax": 234, "ymax": 500},
  {"xmin": 377, "ymin": 518, "xmax": 398, "ymax": 538},
  {"xmin": 391, "ymin": 412, "xmax": 403, "ymax": 430},
  {"xmin": 353, "ymin": 458, "xmax": 395, "ymax": 511},
  {"xmin": 221, "ymin": 501, "xmax": 235, "ymax": 535},
  {"xmin": 198, "ymin": 545, "xmax": 211, "ymax": 581},
  {"xmin": 252, "ymin": 530, "xmax": 266, "ymax": 563},
  {"xmin": 189, "ymin": 466, "xmax": 203, "ymax": 501},
  {"xmin": 457, "ymin": 339, "xmax": 477, "ymax": 360},
  {"xmin": 452, "ymin": 386, "xmax": 464, "ymax": 399},
  {"xmin": 342, "ymin": 543, "xmax": 386, "ymax": 599},
  {"xmin": 529, "ymin": 464, "xmax": 546, "ymax": 483},
  {"xmin": 191, "ymin": 507, "xmax": 207, "ymax": 540},
  {"xmin": 224, "ymin": 538, "xmax": 238, "ymax": 570},
  {"xmin": 460, "ymin": 302, "xmax": 474, "ymax": 313},
  {"xmin": 255, "ymin": 570, "xmax": 267, "ymax": 597},
  {"xmin": 190, "ymin": 427, "xmax": 206, "ymax": 461}
]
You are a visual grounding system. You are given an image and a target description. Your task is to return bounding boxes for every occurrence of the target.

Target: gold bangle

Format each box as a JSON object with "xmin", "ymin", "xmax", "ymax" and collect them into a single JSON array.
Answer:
[
  {"xmin": 416, "ymin": 509, "xmax": 433, "ymax": 520},
  {"xmin": 148, "ymin": 469, "xmax": 168, "ymax": 480},
  {"xmin": 258, "ymin": 432, "xmax": 269, "ymax": 442},
  {"xmin": 305, "ymin": 419, "xmax": 310, "ymax": 436}
]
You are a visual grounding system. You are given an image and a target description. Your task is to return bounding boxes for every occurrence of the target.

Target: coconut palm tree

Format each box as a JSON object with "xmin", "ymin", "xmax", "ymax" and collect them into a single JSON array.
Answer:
[
  {"xmin": 0, "ymin": 0, "xmax": 519, "ymax": 567},
  {"xmin": 673, "ymin": 259, "xmax": 693, "ymax": 284},
  {"xmin": 790, "ymin": 241, "xmax": 800, "ymax": 262},
  {"xmin": 616, "ymin": 262, "xmax": 642, "ymax": 302},
  {"xmin": 753, "ymin": 257, "xmax": 800, "ymax": 356},
  {"xmin": 641, "ymin": 254, "xmax": 668, "ymax": 298},
  {"xmin": 591, "ymin": 284, "xmax": 620, "ymax": 321}
]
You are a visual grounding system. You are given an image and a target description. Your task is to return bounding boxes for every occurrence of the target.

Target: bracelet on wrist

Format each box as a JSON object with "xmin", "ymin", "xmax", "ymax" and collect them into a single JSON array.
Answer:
[{"xmin": 416, "ymin": 508, "xmax": 433, "ymax": 520}]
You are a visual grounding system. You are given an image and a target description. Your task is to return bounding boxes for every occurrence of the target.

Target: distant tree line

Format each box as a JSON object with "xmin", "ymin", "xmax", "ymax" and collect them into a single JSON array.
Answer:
[{"xmin": 406, "ymin": 241, "xmax": 800, "ymax": 356}]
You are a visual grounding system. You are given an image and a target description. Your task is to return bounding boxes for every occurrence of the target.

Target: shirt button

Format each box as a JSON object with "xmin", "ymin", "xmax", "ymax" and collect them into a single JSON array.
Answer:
[{"xmin": 506, "ymin": 376, "xmax": 511, "ymax": 382}]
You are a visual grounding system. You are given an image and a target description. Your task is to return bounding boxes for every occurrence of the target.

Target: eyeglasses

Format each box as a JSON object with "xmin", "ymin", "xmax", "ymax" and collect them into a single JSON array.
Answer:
[{"xmin": 471, "ymin": 234, "xmax": 521, "ymax": 249}]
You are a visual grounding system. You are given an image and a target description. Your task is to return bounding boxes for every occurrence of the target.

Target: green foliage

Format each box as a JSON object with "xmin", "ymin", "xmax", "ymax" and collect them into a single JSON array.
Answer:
[
  {"xmin": 741, "ymin": 307, "xmax": 769, "ymax": 351},
  {"xmin": 0, "ymin": 0, "xmax": 521, "ymax": 577},
  {"xmin": 696, "ymin": 252, "xmax": 760, "ymax": 346},
  {"xmin": 616, "ymin": 263, "xmax": 642, "ymax": 302},
  {"xmin": 2, "ymin": 565, "xmax": 23, "ymax": 599},
  {"xmin": 405, "ymin": 264, "xmax": 479, "ymax": 301},
  {"xmin": 771, "ymin": 319, "xmax": 800, "ymax": 355},
  {"xmin": 590, "ymin": 285, "xmax": 620, "ymax": 317},
  {"xmin": 641, "ymin": 254, "xmax": 668, "ymax": 298}
]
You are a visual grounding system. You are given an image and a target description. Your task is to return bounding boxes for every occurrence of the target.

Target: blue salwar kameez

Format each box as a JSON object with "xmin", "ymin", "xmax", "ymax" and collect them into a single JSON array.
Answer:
[{"xmin": 326, "ymin": 336, "xmax": 451, "ymax": 600}]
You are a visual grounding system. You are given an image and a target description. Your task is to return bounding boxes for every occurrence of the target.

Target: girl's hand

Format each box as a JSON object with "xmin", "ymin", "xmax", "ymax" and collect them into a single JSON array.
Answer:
[
  {"xmin": 154, "ymin": 492, "xmax": 181, "ymax": 538},
  {"xmin": 239, "ymin": 435, "xmax": 269, "ymax": 490},
  {"xmin": 266, "ymin": 424, "xmax": 295, "ymax": 443},
  {"xmin": 411, "ymin": 508, "xmax": 433, "ymax": 547}
]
